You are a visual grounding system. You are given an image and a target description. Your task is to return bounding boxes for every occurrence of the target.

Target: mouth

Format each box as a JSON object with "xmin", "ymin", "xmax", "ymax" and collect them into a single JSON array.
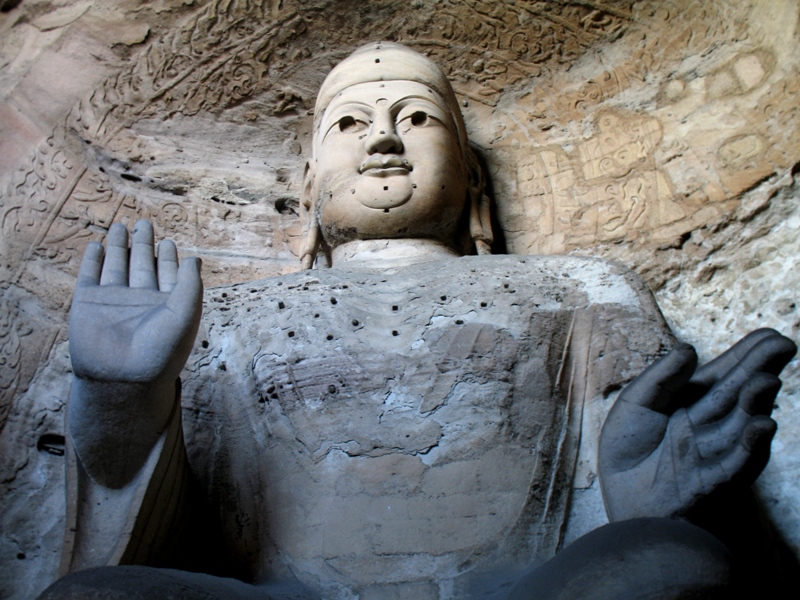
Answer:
[{"xmin": 359, "ymin": 156, "xmax": 413, "ymax": 176}]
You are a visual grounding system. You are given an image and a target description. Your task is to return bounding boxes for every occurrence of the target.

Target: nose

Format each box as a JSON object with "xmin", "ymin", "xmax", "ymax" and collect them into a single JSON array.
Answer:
[{"xmin": 365, "ymin": 111, "xmax": 404, "ymax": 155}]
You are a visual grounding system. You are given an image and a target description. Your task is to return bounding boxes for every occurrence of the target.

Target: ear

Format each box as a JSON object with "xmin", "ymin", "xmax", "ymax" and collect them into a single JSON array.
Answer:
[
  {"xmin": 469, "ymin": 192, "xmax": 493, "ymax": 255},
  {"xmin": 300, "ymin": 161, "xmax": 321, "ymax": 269},
  {"xmin": 465, "ymin": 148, "xmax": 493, "ymax": 255}
]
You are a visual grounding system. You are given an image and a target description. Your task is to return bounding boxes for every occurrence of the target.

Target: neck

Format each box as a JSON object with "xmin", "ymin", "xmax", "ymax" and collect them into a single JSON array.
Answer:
[{"xmin": 331, "ymin": 238, "xmax": 461, "ymax": 268}]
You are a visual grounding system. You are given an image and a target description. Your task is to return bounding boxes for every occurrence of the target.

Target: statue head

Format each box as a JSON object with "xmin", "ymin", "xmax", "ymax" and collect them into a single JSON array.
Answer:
[{"xmin": 300, "ymin": 42, "xmax": 492, "ymax": 268}]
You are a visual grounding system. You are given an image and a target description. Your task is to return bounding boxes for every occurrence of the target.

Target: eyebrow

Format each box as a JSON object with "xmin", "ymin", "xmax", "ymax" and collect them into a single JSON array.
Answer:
[
  {"xmin": 320, "ymin": 93, "xmax": 456, "ymax": 140},
  {"xmin": 327, "ymin": 93, "xmax": 446, "ymax": 118},
  {"xmin": 391, "ymin": 94, "xmax": 444, "ymax": 110}
]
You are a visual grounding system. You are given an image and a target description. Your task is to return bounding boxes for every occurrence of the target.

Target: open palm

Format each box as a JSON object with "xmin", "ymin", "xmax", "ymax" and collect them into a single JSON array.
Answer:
[
  {"xmin": 599, "ymin": 329, "xmax": 796, "ymax": 521},
  {"xmin": 69, "ymin": 220, "xmax": 202, "ymax": 386},
  {"xmin": 68, "ymin": 220, "xmax": 203, "ymax": 487}
]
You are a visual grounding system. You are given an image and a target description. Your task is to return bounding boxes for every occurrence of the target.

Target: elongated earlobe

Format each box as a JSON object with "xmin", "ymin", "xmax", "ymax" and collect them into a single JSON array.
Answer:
[
  {"xmin": 465, "ymin": 148, "xmax": 493, "ymax": 255},
  {"xmin": 300, "ymin": 226, "xmax": 320, "ymax": 270},
  {"xmin": 300, "ymin": 162, "xmax": 321, "ymax": 269},
  {"xmin": 470, "ymin": 192, "xmax": 493, "ymax": 255}
]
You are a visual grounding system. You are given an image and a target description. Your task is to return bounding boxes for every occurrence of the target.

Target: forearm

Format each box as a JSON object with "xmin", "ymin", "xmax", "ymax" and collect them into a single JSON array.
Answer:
[
  {"xmin": 61, "ymin": 378, "xmax": 191, "ymax": 573},
  {"xmin": 68, "ymin": 376, "xmax": 178, "ymax": 488}
]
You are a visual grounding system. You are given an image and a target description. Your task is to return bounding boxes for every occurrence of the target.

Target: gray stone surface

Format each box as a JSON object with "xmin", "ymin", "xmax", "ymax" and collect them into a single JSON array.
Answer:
[
  {"xmin": 178, "ymin": 254, "xmax": 672, "ymax": 597},
  {"xmin": 1, "ymin": 2, "xmax": 799, "ymax": 598}
]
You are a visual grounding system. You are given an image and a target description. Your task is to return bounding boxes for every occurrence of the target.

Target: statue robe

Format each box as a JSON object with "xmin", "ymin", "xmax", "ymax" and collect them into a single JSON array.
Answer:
[{"xmin": 171, "ymin": 254, "xmax": 673, "ymax": 598}]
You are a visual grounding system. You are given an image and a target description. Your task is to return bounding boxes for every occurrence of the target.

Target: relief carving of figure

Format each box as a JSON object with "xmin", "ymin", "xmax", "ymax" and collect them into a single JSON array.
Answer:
[{"xmin": 39, "ymin": 43, "xmax": 796, "ymax": 600}]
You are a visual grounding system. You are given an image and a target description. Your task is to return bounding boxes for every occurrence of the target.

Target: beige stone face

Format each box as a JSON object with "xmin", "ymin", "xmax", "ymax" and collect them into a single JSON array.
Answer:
[{"xmin": 312, "ymin": 81, "xmax": 469, "ymax": 250}]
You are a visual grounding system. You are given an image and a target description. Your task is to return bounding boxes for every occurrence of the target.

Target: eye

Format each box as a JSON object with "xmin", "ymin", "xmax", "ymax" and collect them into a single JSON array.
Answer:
[
  {"xmin": 410, "ymin": 111, "xmax": 429, "ymax": 126},
  {"xmin": 338, "ymin": 116, "xmax": 363, "ymax": 132}
]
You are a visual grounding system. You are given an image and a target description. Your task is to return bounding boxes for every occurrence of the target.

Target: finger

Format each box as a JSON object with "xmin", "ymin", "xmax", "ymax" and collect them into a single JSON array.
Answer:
[
  {"xmin": 76, "ymin": 241, "xmax": 104, "ymax": 288},
  {"xmin": 129, "ymin": 220, "xmax": 158, "ymax": 289},
  {"xmin": 100, "ymin": 223, "xmax": 129, "ymax": 286},
  {"xmin": 712, "ymin": 416, "xmax": 776, "ymax": 488},
  {"xmin": 618, "ymin": 344, "xmax": 697, "ymax": 413},
  {"xmin": 688, "ymin": 335, "xmax": 796, "ymax": 426},
  {"xmin": 157, "ymin": 239, "xmax": 179, "ymax": 292},
  {"xmin": 166, "ymin": 257, "xmax": 203, "ymax": 325},
  {"xmin": 690, "ymin": 329, "xmax": 783, "ymax": 388},
  {"xmin": 739, "ymin": 373, "xmax": 782, "ymax": 416},
  {"xmin": 695, "ymin": 375, "xmax": 780, "ymax": 458}
]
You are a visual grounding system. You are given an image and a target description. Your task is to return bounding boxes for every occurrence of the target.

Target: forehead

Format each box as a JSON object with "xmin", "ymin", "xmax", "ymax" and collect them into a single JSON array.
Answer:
[{"xmin": 327, "ymin": 80, "xmax": 447, "ymax": 106}]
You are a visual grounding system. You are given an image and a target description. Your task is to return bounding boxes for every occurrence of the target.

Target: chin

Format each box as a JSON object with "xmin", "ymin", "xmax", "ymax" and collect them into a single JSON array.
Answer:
[
  {"xmin": 320, "ymin": 201, "xmax": 466, "ymax": 251},
  {"xmin": 315, "ymin": 173, "xmax": 469, "ymax": 241}
]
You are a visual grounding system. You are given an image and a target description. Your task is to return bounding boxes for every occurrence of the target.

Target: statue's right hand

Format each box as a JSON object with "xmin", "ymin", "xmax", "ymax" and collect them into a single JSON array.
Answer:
[
  {"xmin": 68, "ymin": 220, "xmax": 203, "ymax": 487},
  {"xmin": 69, "ymin": 220, "xmax": 203, "ymax": 385}
]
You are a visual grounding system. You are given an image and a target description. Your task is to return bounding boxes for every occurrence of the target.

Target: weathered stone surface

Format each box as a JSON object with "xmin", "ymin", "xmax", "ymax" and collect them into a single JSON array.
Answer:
[
  {"xmin": 1, "ymin": 1, "xmax": 799, "ymax": 598},
  {"xmin": 178, "ymin": 255, "xmax": 671, "ymax": 597}
]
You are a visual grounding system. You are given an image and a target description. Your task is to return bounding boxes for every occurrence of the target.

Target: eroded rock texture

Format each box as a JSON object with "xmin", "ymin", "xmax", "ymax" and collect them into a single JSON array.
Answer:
[
  {"xmin": 1, "ymin": 1, "xmax": 799, "ymax": 598},
  {"xmin": 182, "ymin": 255, "xmax": 671, "ymax": 598}
]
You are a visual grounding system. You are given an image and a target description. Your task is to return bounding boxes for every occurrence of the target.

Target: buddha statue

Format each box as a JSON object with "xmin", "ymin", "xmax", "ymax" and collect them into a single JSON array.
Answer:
[{"xmin": 39, "ymin": 43, "xmax": 796, "ymax": 600}]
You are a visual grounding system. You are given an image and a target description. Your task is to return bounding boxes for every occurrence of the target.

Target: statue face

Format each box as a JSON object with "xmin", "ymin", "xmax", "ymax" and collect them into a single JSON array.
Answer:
[{"xmin": 311, "ymin": 80, "xmax": 469, "ymax": 249}]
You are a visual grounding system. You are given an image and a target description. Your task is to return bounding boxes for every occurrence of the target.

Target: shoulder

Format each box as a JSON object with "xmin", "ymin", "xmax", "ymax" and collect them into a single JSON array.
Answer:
[{"xmin": 444, "ymin": 254, "xmax": 665, "ymax": 316}]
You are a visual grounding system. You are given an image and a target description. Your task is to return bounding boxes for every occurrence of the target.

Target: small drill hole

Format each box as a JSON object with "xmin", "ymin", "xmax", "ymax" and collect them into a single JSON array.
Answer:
[
  {"xmin": 383, "ymin": 186, "xmax": 388, "ymax": 190},
  {"xmin": 392, "ymin": 305, "xmax": 398, "ymax": 311},
  {"xmin": 440, "ymin": 295, "xmax": 447, "ymax": 301},
  {"xmin": 37, "ymin": 434, "xmax": 65, "ymax": 456},
  {"xmin": 455, "ymin": 319, "xmax": 464, "ymax": 325},
  {"xmin": 278, "ymin": 301, "xmax": 285, "ymax": 309},
  {"xmin": 480, "ymin": 301, "xmax": 488, "ymax": 308},
  {"xmin": 330, "ymin": 297, "xmax": 337, "ymax": 305},
  {"xmin": 201, "ymin": 340, "xmax": 209, "ymax": 348},
  {"xmin": 384, "ymin": 208, "xmax": 390, "ymax": 213},
  {"xmin": 392, "ymin": 330, "xmax": 399, "ymax": 336},
  {"xmin": 288, "ymin": 331, "xmax": 295, "ymax": 337},
  {"xmin": 328, "ymin": 384, "xmax": 337, "ymax": 394},
  {"xmin": 375, "ymin": 58, "xmax": 380, "ymax": 63},
  {"xmin": 326, "ymin": 334, "xmax": 334, "ymax": 341},
  {"xmin": 352, "ymin": 319, "xmax": 359, "ymax": 326}
]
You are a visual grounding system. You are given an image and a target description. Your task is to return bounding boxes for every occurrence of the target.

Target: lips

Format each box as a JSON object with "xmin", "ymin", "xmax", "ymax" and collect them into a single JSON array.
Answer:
[{"xmin": 359, "ymin": 156, "xmax": 413, "ymax": 175}]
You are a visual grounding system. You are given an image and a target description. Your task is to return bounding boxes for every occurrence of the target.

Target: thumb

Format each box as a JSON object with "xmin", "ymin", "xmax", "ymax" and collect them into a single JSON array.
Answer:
[{"xmin": 618, "ymin": 344, "xmax": 698, "ymax": 413}]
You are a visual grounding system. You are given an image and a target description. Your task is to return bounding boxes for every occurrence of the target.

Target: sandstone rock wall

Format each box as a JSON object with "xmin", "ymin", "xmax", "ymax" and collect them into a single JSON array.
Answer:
[{"xmin": 1, "ymin": 1, "xmax": 799, "ymax": 598}]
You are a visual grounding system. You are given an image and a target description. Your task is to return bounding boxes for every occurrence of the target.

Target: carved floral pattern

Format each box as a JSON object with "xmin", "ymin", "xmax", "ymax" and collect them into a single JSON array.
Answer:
[{"xmin": 1, "ymin": 0, "xmax": 797, "ymax": 430}]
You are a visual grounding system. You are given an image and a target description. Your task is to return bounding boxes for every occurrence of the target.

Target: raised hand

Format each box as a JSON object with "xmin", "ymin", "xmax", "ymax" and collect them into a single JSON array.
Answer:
[
  {"xmin": 599, "ymin": 329, "xmax": 796, "ymax": 522},
  {"xmin": 68, "ymin": 220, "xmax": 203, "ymax": 488}
]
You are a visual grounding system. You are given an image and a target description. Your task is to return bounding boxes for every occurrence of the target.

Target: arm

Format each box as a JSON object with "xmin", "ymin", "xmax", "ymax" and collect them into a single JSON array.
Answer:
[{"xmin": 60, "ymin": 220, "xmax": 203, "ymax": 573}]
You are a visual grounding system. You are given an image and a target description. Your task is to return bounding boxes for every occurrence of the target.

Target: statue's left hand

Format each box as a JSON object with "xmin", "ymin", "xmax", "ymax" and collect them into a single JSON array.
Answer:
[{"xmin": 599, "ymin": 329, "xmax": 796, "ymax": 522}]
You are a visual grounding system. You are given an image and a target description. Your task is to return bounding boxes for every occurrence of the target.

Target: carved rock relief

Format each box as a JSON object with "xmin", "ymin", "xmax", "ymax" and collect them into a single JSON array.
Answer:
[
  {"xmin": 0, "ymin": 0, "xmax": 638, "ymax": 428},
  {"xmin": 1, "ymin": 0, "xmax": 800, "ymax": 597}
]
